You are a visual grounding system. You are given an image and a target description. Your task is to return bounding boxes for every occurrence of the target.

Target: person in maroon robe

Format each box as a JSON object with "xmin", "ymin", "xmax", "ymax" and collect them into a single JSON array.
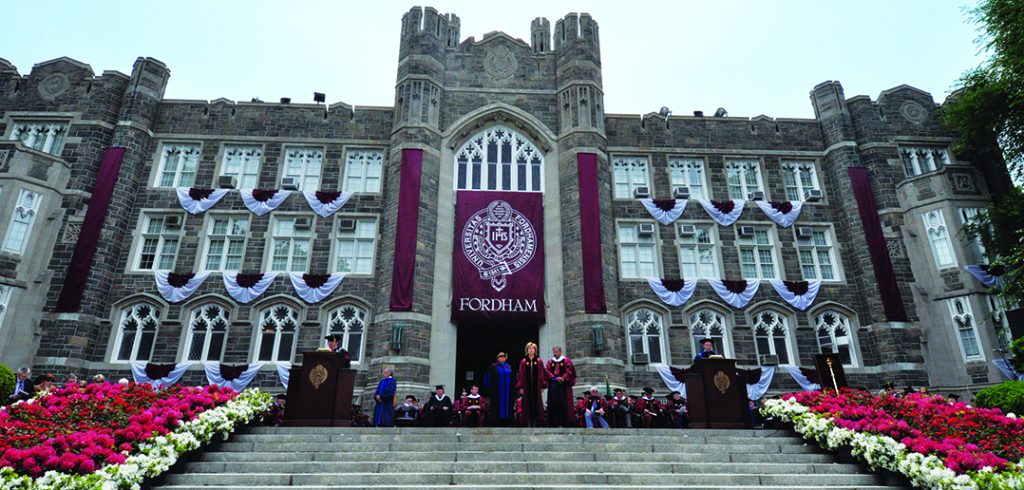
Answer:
[
  {"xmin": 545, "ymin": 345, "xmax": 576, "ymax": 427},
  {"xmin": 662, "ymin": 391, "xmax": 688, "ymax": 428},
  {"xmin": 516, "ymin": 341, "xmax": 548, "ymax": 427},
  {"xmin": 461, "ymin": 385, "xmax": 488, "ymax": 427},
  {"xmin": 634, "ymin": 387, "xmax": 663, "ymax": 428}
]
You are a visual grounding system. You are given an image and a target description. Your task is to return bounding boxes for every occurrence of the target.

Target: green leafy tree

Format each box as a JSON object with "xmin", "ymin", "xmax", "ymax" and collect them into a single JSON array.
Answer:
[
  {"xmin": 0, "ymin": 363, "xmax": 14, "ymax": 401},
  {"xmin": 944, "ymin": 0, "xmax": 1024, "ymax": 310}
]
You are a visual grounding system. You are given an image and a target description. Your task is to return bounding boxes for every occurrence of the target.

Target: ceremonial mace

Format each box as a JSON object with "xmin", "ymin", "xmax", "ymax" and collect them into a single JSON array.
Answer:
[{"xmin": 825, "ymin": 357, "xmax": 839, "ymax": 392}]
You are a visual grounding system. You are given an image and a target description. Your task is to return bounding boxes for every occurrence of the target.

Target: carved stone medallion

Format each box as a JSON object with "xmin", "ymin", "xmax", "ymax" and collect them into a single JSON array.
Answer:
[
  {"xmin": 484, "ymin": 44, "xmax": 517, "ymax": 81},
  {"xmin": 899, "ymin": 101, "xmax": 927, "ymax": 124},
  {"xmin": 38, "ymin": 74, "xmax": 70, "ymax": 100},
  {"xmin": 713, "ymin": 370, "xmax": 731, "ymax": 394},
  {"xmin": 309, "ymin": 364, "xmax": 329, "ymax": 389}
]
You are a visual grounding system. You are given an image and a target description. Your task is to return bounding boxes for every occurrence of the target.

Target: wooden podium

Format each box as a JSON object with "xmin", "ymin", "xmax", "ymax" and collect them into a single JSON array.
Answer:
[
  {"xmin": 684, "ymin": 358, "xmax": 748, "ymax": 429},
  {"xmin": 283, "ymin": 351, "xmax": 356, "ymax": 427}
]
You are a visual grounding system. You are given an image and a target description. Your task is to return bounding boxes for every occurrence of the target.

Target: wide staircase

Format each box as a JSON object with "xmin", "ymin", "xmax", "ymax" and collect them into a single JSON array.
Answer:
[{"xmin": 153, "ymin": 426, "xmax": 909, "ymax": 489}]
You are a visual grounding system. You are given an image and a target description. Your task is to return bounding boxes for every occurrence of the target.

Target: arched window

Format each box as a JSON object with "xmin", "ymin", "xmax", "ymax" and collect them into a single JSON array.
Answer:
[
  {"xmin": 455, "ymin": 126, "xmax": 544, "ymax": 192},
  {"xmin": 256, "ymin": 304, "xmax": 299, "ymax": 362},
  {"xmin": 689, "ymin": 308, "xmax": 730, "ymax": 357},
  {"xmin": 113, "ymin": 303, "xmax": 160, "ymax": 362},
  {"xmin": 753, "ymin": 310, "xmax": 792, "ymax": 365},
  {"xmin": 326, "ymin": 304, "xmax": 367, "ymax": 363},
  {"xmin": 626, "ymin": 308, "xmax": 666, "ymax": 364},
  {"xmin": 184, "ymin": 304, "xmax": 229, "ymax": 362},
  {"xmin": 815, "ymin": 310, "xmax": 858, "ymax": 367}
]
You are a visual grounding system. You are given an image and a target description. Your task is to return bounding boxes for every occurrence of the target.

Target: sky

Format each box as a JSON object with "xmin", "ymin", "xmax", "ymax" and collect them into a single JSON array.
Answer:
[{"xmin": 0, "ymin": 0, "xmax": 986, "ymax": 119}]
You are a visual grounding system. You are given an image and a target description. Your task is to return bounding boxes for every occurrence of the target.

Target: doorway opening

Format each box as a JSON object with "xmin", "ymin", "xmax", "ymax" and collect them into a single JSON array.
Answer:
[{"xmin": 454, "ymin": 322, "xmax": 539, "ymax": 396}]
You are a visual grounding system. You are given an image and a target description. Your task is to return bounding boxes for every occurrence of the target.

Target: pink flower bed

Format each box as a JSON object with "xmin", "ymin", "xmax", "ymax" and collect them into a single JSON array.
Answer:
[
  {"xmin": 785, "ymin": 389, "xmax": 1024, "ymax": 473},
  {"xmin": 0, "ymin": 382, "xmax": 236, "ymax": 478}
]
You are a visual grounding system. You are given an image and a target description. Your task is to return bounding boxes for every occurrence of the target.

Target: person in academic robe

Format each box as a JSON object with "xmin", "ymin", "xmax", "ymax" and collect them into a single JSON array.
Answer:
[
  {"xmin": 373, "ymin": 367, "xmax": 397, "ymax": 427},
  {"xmin": 516, "ymin": 342, "xmax": 548, "ymax": 427},
  {"xmin": 514, "ymin": 394, "xmax": 527, "ymax": 427},
  {"xmin": 453, "ymin": 388, "xmax": 468, "ymax": 425},
  {"xmin": 325, "ymin": 334, "xmax": 352, "ymax": 368},
  {"xmin": 462, "ymin": 385, "xmax": 488, "ymax": 427},
  {"xmin": 546, "ymin": 346, "xmax": 577, "ymax": 427},
  {"xmin": 394, "ymin": 395, "xmax": 420, "ymax": 427},
  {"xmin": 583, "ymin": 387, "xmax": 610, "ymax": 429},
  {"xmin": 7, "ymin": 367, "xmax": 35, "ymax": 404},
  {"xmin": 609, "ymin": 388, "xmax": 632, "ymax": 428},
  {"xmin": 634, "ymin": 387, "xmax": 663, "ymax": 428},
  {"xmin": 663, "ymin": 391, "xmax": 688, "ymax": 429},
  {"xmin": 422, "ymin": 385, "xmax": 454, "ymax": 427},
  {"xmin": 483, "ymin": 352, "xmax": 516, "ymax": 426},
  {"xmin": 261, "ymin": 394, "xmax": 287, "ymax": 426},
  {"xmin": 574, "ymin": 396, "xmax": 587, "ymax": 427},
  {"xmin": 693, "ymin": 338, "xmax": 718, "ymax": 362}
]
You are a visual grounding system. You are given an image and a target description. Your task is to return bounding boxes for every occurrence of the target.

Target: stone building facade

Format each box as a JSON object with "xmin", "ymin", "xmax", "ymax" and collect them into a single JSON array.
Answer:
[{"xmin": 0, "ymin": 8, "xmax": 1013, "ymax": 401}]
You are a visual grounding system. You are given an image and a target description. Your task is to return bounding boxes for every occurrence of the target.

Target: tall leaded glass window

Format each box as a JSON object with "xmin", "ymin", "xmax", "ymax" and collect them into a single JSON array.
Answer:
[
  {"xmin": 668, "ymin": 158, "xmax": 707, "ymax": 200},
  {"xmin": 626, "ymin": 308, "xmax": 666, "ymax": 364},
  {"xmin": 113, "ymin": 303, "xmax": 160, "ymax": 362},
  {"xmin": 9, "ymin": 121, "xmax": 68, "ymax": 155},
  {"xmin": 946, "ymin": 297, "xmax": 983, "ymax": 361},
  {"xmin": 256, "ymin": 304, "xmax": 299, "ymax": 362},
  {"xmin": 343, "ymin": 149, "xmax": 384, "ymax": 193},
  {"xmin": 2, "ymin": 189, "xmax": 42, "ymax": 255},
  {"xmin": 220, "ymin": 146, "xmax": 262, "ymax": 189},
  {"xmin": 185, "ymin": 304, "xmax": 229, "ymax": 362},
  {"xmin": 815, "ymin": 310, "xmax": 857, "ymax": 366},
  {"xmin": 156, "ymin": 144, "xmax": 201, "ymax": 188},
  {"xmin": 282, "ymin": 147, "xmax": 323, "ymax": 191},
  {"xmin": 689, "ymin": 309, "xmax": 729, "ymax": 357},
  {"xmin": 923, "ymin": 209, "xmax": 957, "ymax": 269},
  {"xmin": 725, "ymin": 159, "xmax": 763, "ymax": 199},
  {"xmin": 781, "ymin": 161, "xmax": 819, "ymax": 201},
  {"xmin": 612, "ymin": 156, "xmax": 650, "ymax": 198},
  {"xmin": 753, "ymin": 311, "xmax": 791, "ymax": 365},
  {"xmin": 455, "ymin": 126, "xmax": 543, "ymax": 192},
  {"xmin": 326, "ymin": 304, "xmax": 366, "ymax": 363}
]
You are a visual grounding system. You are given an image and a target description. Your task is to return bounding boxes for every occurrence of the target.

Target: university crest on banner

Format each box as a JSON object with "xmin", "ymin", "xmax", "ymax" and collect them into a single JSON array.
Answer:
[{"xmin": 453, "ymin": 192, "xmax": 544, "ymax": 323}]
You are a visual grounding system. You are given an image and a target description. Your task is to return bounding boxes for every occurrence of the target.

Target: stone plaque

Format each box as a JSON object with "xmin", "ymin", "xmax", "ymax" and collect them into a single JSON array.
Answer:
[
  {"xmin": 900, "ymin": 101, "xmax": 927, "ymax": 124},
  {"xmin": 484, "ymin": 44, "xmax": 517, "ymax": 81},
  {"xmin": 38, "ymin": 74, "xmax": 70, "ymax": 100}
]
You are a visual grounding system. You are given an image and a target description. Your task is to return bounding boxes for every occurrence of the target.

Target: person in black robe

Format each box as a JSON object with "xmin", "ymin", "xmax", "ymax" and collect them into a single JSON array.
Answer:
[
  {"xmin": 609, "ymin": 388, "xmax": 632, "ymax": 428},
  {"xmin": 516, "ymin": 342, "xmax": 548, "ymax": 427},
  {"xmin": 422, "ymin": 385, "xmax": 453, "ymax": 427},
  {"xmin": 394, "ymin": 395, "xmax": 420, "ymax": 427},
  {"xmin": 693, "ymin": 338, "xmax": 718, "ymax": 362},
  {"xmin": 483, "ymin": 352, "xmax": 516, "ymax": 426},
  {"xmin": 325, "ymin": 334, "xmax": 352, "ymax": 368}
]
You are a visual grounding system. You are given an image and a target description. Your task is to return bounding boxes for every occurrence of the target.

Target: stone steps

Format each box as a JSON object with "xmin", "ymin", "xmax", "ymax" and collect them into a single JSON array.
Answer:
[{"xmin": 153, "ymin": 427, "xmax": 908, "ymax": 489}]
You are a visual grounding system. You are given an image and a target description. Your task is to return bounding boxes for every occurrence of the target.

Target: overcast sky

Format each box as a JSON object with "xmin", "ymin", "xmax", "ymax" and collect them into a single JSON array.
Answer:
[{"xmin": 0, "ymin": 0, "xmax": 985, "ymax": 119}]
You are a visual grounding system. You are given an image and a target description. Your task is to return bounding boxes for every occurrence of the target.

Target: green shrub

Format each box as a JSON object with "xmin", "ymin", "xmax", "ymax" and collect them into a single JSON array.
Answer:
[
  {"xmin": 0, "ymin": 363, "xmax": 14, "ymax": 402},
  {"xmin": 975, "ymin": 380, "xmax": 1024, "ymax": 416}
]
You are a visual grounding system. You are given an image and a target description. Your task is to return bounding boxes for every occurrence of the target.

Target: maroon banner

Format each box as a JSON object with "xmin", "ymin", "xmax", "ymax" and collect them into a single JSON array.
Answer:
[
  {"xmin": 452, "ymin": 191, "xmax": 544, "ymax": 323},
  {"xmin": 56, "ymin": 147, "xmax": 126, "ymax": 312},
  {"xmin": 388, "ymin": 148, "xmax": 423, "ymax": 311},
  {"xmin": 577, "ymin": 153, "xmax": 608, "ymax": 313},
  {"xmin": 848, "ymin": 167, "xmax": 908, "ymax": 321}
]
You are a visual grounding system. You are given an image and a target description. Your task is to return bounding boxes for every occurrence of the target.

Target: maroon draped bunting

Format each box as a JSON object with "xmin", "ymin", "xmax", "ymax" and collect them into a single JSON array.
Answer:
[
  {"xmin": 389, "ymin": 149, "xmax": 423, "ymax": 311},
  {"xmin": 653, "ymin": 199, "xmax": 677, "ymax": 212},
  {"xmin": 736, "ymin": 367, "xmax": 763, "ymax": 385},
  {"xmin": 188, "ymin": 188, "xmax": 215, "ymax": 200},
  {"xmin": 251, "ymin": 189, "xmax": 278, "ymax": 201},
  {"xmin": 219, "ymin": 364, "xmax": 249, "ymax": 381},
  {"xmin": 236, "ymin": 273, "xmax": 264, "ymax": 288},
  {"xmin": 669, "ymin": 365, "xmax": 688, "ymax": 382},
  {"xmin": 848, "ymin": 167, "xmax": 908, "ymax": 321},
  {"xmin": 144, "ymin": 363, "xmax": 177, "ymax": 380},
  {"xmin": 712, "ymin": 199, "xmax": 735, "ymax": 214},
  {"xmin": 661, "ymin": 279, "xmax": 686, "ymax": 292},
  {"xmin": 577, "ymin": 153, "xmax": 608, "ymax": 313},
  {"xmin": 451, "ymin": 191, "xmax": 545, "ymax": 323},
  {"xmin": 303, "ymin": 273, "xmax": 331, "ymax": 289},
  {"xmin": 315, "ymin": 191, "xmax": 341, "ymax": 204},
  {"xmin": 770, "ymin": 201, "xmax": 793, "ymax": 214},
  {"xmin": 56, "ymin": 147, "xmax": 126, "ymax": 312},
  {"xmin": 982, "ymin": 264, "xmax": 1006, "ymax": 276},
  {"xmin": 722, "ymin": 279, "xmax": 748, "ymax": 294},
  {"xmin": 784, "ymin": 280, "xmax": 809, "ymax": 296},
  {"xmin": 167, "ymin": 272, "xmax": 195, "ymax": 288}
]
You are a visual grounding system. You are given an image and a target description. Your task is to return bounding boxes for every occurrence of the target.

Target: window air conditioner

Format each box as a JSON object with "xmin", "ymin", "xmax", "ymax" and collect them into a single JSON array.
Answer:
[
  {"xmin": 163, "ymin": 215, "xmax": 183, "ymax": 228},
  {"xmin": 796, "ymin": 226, "xmax": 814, "ymax": 240},
  {"xmin": 281, "ymin": 176, "xmax": 300, "ymax": 191},
  {"xmin": 217, "ymin": 175, "xmax": 237, "ymax": 189},
  {"xmin": 672, "ymin": 186, "xmax": 690, "ymax": 199},
  {"xmin": 637, "ymin": 223, "xmax": 656, "ymax": 236},
  {"xmin": 633, "ymin": 186, "xmax": 651, "ymax": 199},
  {"xmin": 338, "ymin": 219, "xmax": 357, "ymax": 232},
  {"xmin": 804, "ymin": 188, "xmax": 823, "ymax": 202},
  {"xmin": 631, "ymin": 353, "xmax": 650, "ymax": 365},
  {"xmin": 758, "ymin": 354, "xmax": 780, "ymax": 366},
  {"xmin": 294, "ymin": 216, "xmax": 313, "ymax": 230},
  {"xmin": 738, "ymin": 225, "xmax": 755, "ymax": 238},
  {"xmin": 678, "ymin": 224, "xmax": 696, "ymax": 236},
  {"xmin": 747, "ymin": 190, "xmax": 765, "ymax": 201}
]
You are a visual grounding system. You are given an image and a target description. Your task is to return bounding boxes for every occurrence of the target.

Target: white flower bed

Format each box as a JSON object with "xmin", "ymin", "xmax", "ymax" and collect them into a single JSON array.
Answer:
[
  {"xmin": 762, "ymin": 398, "xmax": 1024, "ymax": 490},
  {"xmin": 1, "ymin": 388, "xmax": 271, "ymax": 490}
]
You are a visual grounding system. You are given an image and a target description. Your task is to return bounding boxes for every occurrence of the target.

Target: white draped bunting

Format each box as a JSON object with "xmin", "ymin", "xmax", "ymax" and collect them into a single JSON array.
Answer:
[
  {"xmin": 698, "ymin": 199, "xmax": 745, "ymax": 226},
  {"xmin": 130, "ymin": 362, "xmax": 191, "ymax": 388},
  {"xmin": 203, "ymin": 362, "xmax": 265, "ymax": 391},
  {"xmin": 746, "ymin": 367, "xmax": 775, "ymax": 401},
  {"xmin": 708, "ymin": 279, "xmax": 760, "ymax": 308},
  {"xmin": 769, "ymin": 279, "xmax": 822, "ymax": 311},
  {"xmin": 176, "ymin": 188, "xmax": 230, "ymax": 215},
  {"xmin": 640, "ymin": 199, "xmax": 687, "ymax": 225},
  {"xmin": 240, "ymin": 189, "xmax": 291, "ymax": 216},
  {"xmin": 154, "ymin": 271, "xmax": 210, "ymax": 303},
  {"xmin": 302, "ymin": 191, "xmax": 354, "ymax": 218},
  {"xmin": 277, "ymin": 362, "xmax": 292, "ymax": 390},
  {"xmin": 655, "ymin": 364, "xmax": 686, "ymax": 399},
  {"xmin": 965, "ymin": 265, "xmax": 1002, "ymax": 289},
  {"xmin": 288, "ymin": 272, "xmax": 345, "ymax": 303},
  {"xmin": 223, "ymin": 272, "xmax": 278, "ymax": 304},
  {"xmin": 755, "ymin": 201, "xmax": 803, "ymax": 228},
  {"xmin": 993, "ymin": 359, "xmax": 1024, "ymax": 381},
  {"xmin": 645, "ymin": 277, "xmax": 697, "ymax": 307},
  {"xmin": 784, "ymin": 365, "xmax": 820, "ymax": 392}
]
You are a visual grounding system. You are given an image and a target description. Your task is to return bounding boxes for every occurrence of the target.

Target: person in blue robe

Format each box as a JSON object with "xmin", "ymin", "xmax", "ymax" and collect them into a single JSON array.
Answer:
[
  {"xmin": 693, "ymin": 338, "xmax": 719, "ymax": 362},
  {"xmin": 373, "ymin": 367, "xmax": 397, "ymax": 427},
  {"xmin": 483, "ymin": 352, "xmax": 515, "ymax": 426}
]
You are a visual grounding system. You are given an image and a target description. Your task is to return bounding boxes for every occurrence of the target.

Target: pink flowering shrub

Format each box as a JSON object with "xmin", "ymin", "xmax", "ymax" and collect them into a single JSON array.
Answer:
[
  {"xmin": 0, "ymin": 382, "xmax": 236, "ymax": 478},
  {"xmin": 785, "ymin": 389, "xmax": 1024, "ymax": 473}
]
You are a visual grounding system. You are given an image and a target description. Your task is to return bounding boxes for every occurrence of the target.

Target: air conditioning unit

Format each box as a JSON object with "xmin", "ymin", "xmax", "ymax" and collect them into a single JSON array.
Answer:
[
  {"xmin": 294, "ymin": 216, "xmax": 313, "ymax": 230},
  {"xmin": 163, "ymin": 215, "xmax": 183, "ymax": 228},
  {"xmin": 758, "ymin": 354, "xmax": 780, "ymax": 366},
  {"xmin": 672, "ymin": 186, "xmax": 690, "ymax": 199},
  {"xmin": 281, "ymin": 176, "xmax": 300, "ymax": 190},
  {"xmin": 217, "ymin": 175, "xmax": 237, "ymax": 189},
  {"xmin": 738, "ymin": 225, "xmax": 755, "ymax": 238},
  {"xmin": 796, "ymin": 226, "xmax": 814, "ymax": 240},
  {"xmin": 338, "ymin": 218, "xmax": 356, "ymax": 232},
  {"xmin": 631, "ymin": 353, "xmax": 650, "ymax": 365},
  {"xmin": 678, "ymin": 224, "xmax": 696, "ymax": 236},
  {"xmin": 637, "ymin": 223, "xmax": 656, "ymax": 236},
  {"xmin": 804, "ymin": 188, "xmax": 823, "ymax": 202},
  {"xmin": 633, "ymin": 186, "xmax": 651, "ymax": 199},
  {"xmin": 747, "ymin": 190, "xmax": 765, "ymax": 201}
]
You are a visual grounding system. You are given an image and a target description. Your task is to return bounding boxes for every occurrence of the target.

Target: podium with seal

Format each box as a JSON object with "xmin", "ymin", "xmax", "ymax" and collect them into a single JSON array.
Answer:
[
  {"xmin": 684, "ymin": 357, "xmax": 748, "ymax": 428},
  {"xmin": 283, "ymin": 351, "xmax": 356, "ymax": 426}
]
